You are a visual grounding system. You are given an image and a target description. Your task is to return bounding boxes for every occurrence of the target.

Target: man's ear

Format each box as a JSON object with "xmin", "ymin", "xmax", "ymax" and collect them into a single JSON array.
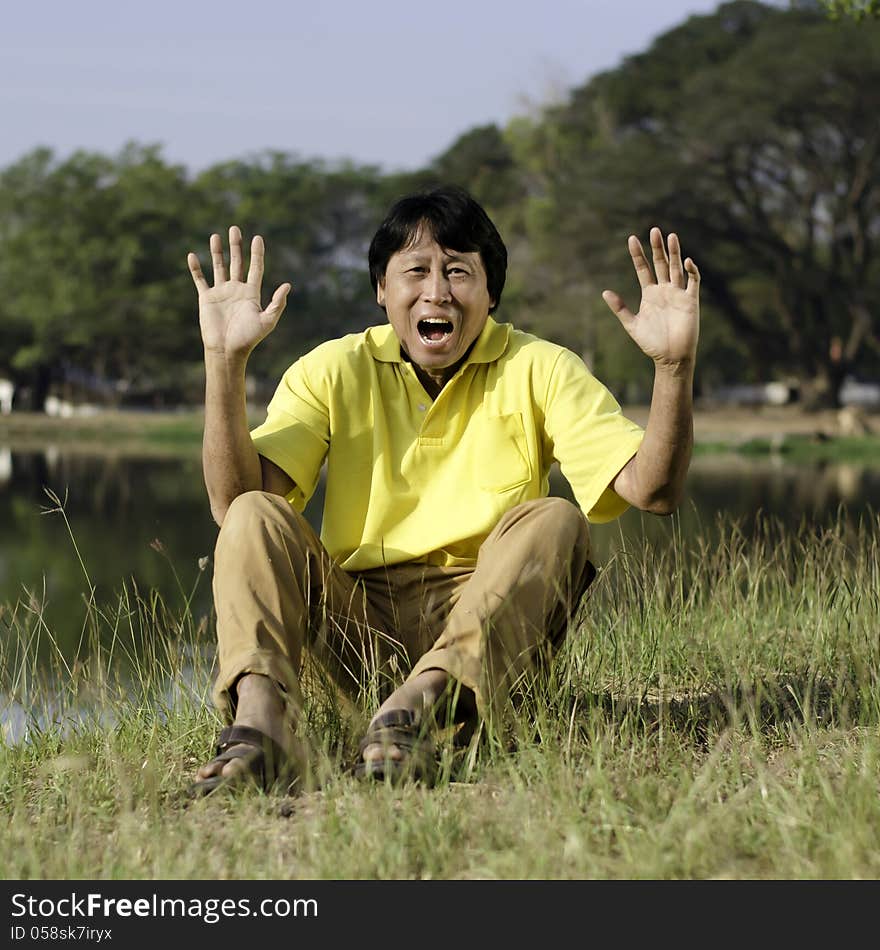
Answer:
[{"xmin": 376, "ymin": 278, "xmax": 386, "ymax": 307}]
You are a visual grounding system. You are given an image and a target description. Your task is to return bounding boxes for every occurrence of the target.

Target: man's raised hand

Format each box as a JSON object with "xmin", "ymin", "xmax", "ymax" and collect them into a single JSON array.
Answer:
[
  {"xmin": 601, "ymin": 228, "xmax": 700, "ymax": 370},
  {"xmin": 188, "ymin": 226, "xmax": 291, "ymax": 359}
]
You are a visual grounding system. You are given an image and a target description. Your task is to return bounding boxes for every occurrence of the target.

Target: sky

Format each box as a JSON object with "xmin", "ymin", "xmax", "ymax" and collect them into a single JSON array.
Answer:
[{"xmin": 2, "ymin": 0, "xmax": 778, "ymax": 175}]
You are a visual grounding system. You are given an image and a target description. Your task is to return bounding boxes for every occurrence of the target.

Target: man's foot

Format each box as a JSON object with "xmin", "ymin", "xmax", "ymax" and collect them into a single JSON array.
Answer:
[
  {"xmin": 355, "ymin": 708, "xmax": 436, "ymax": 784},
  {"xmin": 357, "ymin": 669, "xmax": 475, "ymax": 782},
  {"xmin": 192, "ymin": 673, "xmax": 308, "ymax": 795}
]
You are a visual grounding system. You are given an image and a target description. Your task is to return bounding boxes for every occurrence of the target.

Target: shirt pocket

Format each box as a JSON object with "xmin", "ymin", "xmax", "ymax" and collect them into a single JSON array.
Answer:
[{"xmin": 475, "ymin": 411, "xmax": 532, "ymax": 492}]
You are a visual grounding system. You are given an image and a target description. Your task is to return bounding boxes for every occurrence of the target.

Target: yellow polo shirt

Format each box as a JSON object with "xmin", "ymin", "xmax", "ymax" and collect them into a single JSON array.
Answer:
[{"xmin": 250, "ymin": 317, "xmax": 644, "ymax": 571}]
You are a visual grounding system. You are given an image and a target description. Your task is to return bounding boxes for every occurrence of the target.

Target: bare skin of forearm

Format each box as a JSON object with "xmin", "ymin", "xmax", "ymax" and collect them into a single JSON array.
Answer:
[
  {"xmin": 613, "ymin": 361, "xmax": 694, "ymax": 515},
  {"xmin": 202, "ymin": 351, "xmax": 263, "ymax": 525}
]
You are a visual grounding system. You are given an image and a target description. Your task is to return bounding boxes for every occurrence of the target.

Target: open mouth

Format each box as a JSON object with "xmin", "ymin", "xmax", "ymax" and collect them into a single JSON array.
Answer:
[{"xmin": 417, "ymin": 317, "xmax": 454, "ymax": 345}]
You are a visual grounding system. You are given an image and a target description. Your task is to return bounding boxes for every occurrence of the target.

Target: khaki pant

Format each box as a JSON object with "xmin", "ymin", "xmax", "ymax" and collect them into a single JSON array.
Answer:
[{"xmin": 211, "ymin": 491, "xmax": 595, "ymax": 723}]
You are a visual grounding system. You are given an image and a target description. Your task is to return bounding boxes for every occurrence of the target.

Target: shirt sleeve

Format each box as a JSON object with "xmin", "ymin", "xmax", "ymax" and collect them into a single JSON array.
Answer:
[
  {"xmin": 542, "ymin": 347, "xmax": 644, "ymax": 523},
  {"xmin": 249, "ymin": 357, "xmax": 329, "ymax": 512}
]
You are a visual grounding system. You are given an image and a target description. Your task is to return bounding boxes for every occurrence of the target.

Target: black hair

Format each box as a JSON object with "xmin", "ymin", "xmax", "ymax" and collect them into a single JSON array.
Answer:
[{"xmin": 368, "ymin": 185, "xmax": 507, "ymax": 313}]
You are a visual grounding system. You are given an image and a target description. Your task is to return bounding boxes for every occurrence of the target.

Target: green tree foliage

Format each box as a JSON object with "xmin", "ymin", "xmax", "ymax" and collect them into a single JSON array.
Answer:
[
  {"xmin": 521, "ymin": 1, "xmax": 880, "ymax": 406},
  {"xmin": 0, "ymin": 145, "xmax": 197, "ymax": 407},
  {"xmin": 428, "ymin": 124, "xmax": 526, "ymax": 212},
  {"xmin": 191, "ymin": 153, "xmax": 388, "ymax": 385},
  {"xmin": 819, "ymin": 0, "xmax": 880, "ymax": 20},
  {"xmin": 1, "ymin": 1, "xmax": 876, "ymax": 410},
  {"xmin": 0, "ymin": 148, "xmax": 390, "ymax": 406}
]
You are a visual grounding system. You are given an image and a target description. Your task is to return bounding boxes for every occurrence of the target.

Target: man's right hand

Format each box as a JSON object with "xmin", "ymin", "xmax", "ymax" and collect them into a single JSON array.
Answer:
[{"xmin": 188, "ymin": 226, "xmax": 291, "ymax": 359}]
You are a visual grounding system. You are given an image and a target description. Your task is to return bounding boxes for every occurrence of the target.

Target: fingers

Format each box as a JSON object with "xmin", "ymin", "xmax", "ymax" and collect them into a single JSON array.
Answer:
[
  {"xmin": 228, "ymin": 226, "xmax": 244, "ymax": 282},
  {"xmin": 187, "ymin": 252, "xmax": 209, "ymax": 293},
  {"xmin": 650, "ymin": 227, "xmax": 670, "ymax": 284},
  {"xmin": 667, "ymin": 233, "xmax": 684, "ymax": 289},
  {"xmin": 602, "ymin": 289, "xmax": 635, "ymax": 330},
  {"xmin": 209, "ymin": 232, "xmax": 227, "ymax": 284},
  {"xmin": 631, "ymin": 228, "xmax": 690, "ymax": 288},
  {"xmin": 191, "ymin": 227, "xmax": 266, "ymax": 291},
  {"xmin": 247, "ymin": 235, "xmax": 265, "ymax": 288},
  {"xmin": 628, "ymin": 235, "xmax": 654, "ymax": 289},
  {"xmin": 685, "ymin": 257, "xmax": 701, "ymax": 297},
  {"xmin": 262, "ymin": 283, "xmax": 292, "ymax": 328}
]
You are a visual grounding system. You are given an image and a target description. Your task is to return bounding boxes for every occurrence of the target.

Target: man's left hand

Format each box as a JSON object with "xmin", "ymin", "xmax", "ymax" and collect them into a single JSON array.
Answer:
[{"xmin": 602, "ymin": 228, "xmax": 700, "ymax": 370}]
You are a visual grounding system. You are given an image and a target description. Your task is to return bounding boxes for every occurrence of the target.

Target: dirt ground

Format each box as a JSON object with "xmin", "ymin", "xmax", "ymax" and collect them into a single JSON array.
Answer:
[{"xmin": 622, "ymin": 403, "xmax": 879, "ymax": 444}]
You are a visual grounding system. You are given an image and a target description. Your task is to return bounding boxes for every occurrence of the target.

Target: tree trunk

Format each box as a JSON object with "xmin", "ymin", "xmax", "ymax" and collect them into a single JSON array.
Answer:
[
  {"xmin": 30, "ymin": 364, "xmax": 53, "ymax": 412},
  {"xmin": 799, "ymin": 362, "xmax": 847, "ymax": 410}
]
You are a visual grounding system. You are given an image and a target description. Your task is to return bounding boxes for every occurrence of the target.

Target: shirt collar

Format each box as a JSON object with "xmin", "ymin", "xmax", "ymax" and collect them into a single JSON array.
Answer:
[{"xmin": 365, "ymin": 316, "xmax": 510, "ymax": 366}]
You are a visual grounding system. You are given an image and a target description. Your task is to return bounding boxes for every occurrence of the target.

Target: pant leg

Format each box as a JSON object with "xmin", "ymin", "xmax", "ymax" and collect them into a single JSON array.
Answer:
[
  {"xmin": 407, "ymin": 497, "xmax": 595, "ymax": 716},
  {"xmin": 357, "ymin": 562, "xmax": 471, "ymax": 683},
  {"xmin": 210, "ymin": 491, "xmax": 392, "ymax": 719}
]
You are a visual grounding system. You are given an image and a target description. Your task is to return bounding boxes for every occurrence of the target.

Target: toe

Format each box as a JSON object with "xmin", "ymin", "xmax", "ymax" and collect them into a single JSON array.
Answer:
[
  {"xmin": 219, "ymin": 750, "xmax": 253, "ymax": 779},
  {"xmin": 195, "ymin": 761, "xmax": 217, "ymax": 781},
  {"xmin": 194, "ymin": 743, "xmax": 253, "ymax": 782},
  {"xmin": 361, "ymin": 741, "xmax": 403, "ymax": 764}
]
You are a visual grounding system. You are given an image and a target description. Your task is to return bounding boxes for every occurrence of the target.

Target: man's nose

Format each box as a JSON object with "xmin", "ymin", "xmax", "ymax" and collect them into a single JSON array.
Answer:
[{"xmin": 423, "ymin": 272, "xmax": 451, "ymax": 302}]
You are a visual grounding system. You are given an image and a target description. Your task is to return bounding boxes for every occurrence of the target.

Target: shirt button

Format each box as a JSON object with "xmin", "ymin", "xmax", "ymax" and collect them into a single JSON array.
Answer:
[{"xmin": 417, "ymin": 403, "xmax": 426, "ymax": 412}]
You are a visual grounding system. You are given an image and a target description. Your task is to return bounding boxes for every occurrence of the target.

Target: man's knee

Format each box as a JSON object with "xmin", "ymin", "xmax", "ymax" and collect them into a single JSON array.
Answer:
[
  {"xmin": 223, "ymin": 489, "xmax": 289, "ymax": 525},
  {"xmin": 482, "ymin": 496, "xmax": 591, "ymax": 578},
  {"xmin": 534, "ymin": 495, "xmax": 586, "ymax": 528},
  {"xmin": 215, "ymin": 491, "xmax": 298, "ymax": 562},
  {"xmin": 527, "ymin": 496, "xmax": 591, "ymax": 555}
]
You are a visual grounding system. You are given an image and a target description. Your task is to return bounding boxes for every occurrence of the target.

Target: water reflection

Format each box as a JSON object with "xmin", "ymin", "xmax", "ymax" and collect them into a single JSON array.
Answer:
[
  {"xmin": 562, "ymin": 452, "xmax": 880, "ymax": 560},
  {"xmin": 0, "ymin": 448, "xmax": 220, "ymax": 660},
  {"xmin": 1, "ymin": 446, "xmax": 879, "ymax": 664}
]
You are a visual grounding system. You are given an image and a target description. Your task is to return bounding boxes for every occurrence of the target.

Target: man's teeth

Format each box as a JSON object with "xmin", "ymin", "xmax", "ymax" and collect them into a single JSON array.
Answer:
[{"xmin": 418, "ymin": 318, "xmax": 454, "ymax": 341}]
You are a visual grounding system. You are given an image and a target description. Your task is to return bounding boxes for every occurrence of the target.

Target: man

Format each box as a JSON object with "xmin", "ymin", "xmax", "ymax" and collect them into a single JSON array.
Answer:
[{"xmin": 187, "ymin": 185, "xmax": 700, "ymax": 794}]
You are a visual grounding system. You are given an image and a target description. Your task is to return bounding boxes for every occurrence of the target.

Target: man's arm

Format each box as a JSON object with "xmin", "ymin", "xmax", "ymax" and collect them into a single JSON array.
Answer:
[
  {"xmin": 602, "ymin": 228, "xmax": 700, "ymax": 515},
  {"xmin": 612, "ymin": 362, "xmax": 693, "ymax": 514},
  {"xmin": 188, "ymin": 226, "xmax": 293, "ymax": 525},
  {"xmin": 201, "ymin": 352, "xmax": 294, "ymax": 523}
]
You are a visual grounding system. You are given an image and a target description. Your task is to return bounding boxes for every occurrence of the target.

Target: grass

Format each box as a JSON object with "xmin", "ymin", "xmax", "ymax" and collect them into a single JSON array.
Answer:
[
  {"xmin": 2, "ymin": 506, "xmax": 880, "ymax": 880},
  {"xmin": 693, "ymin": 433, "xmax": 880, "ymax": 462},
  {"xmin": 0, "ymin": 409, "xmax": 207, "ymax": 446}
]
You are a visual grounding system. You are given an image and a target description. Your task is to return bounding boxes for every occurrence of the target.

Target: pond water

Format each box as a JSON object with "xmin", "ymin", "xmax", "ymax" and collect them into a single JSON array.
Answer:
[{"xmin": 1, "ymin": 444, "xmax": 879, "ymax": 663}]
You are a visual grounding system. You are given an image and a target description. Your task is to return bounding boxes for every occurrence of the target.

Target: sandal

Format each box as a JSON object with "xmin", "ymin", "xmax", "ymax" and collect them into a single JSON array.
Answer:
[
  {"xmin": 354, "ymin": 709, "xmax": 437, "ymax": 786},
  {"xmin": 189, "ymin": 724, "xmax": 291, "ymax": 797}
]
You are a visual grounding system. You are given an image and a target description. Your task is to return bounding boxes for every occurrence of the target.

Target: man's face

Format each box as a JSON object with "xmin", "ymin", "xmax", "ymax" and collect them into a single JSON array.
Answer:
[{"xmin": 378, "ymin": 229, "xmax": 494, "ymax": 379}]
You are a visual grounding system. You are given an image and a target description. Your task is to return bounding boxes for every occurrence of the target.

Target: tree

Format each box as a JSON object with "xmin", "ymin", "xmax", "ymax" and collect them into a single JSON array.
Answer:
[
  {"xmin": 818, "ymin": 0, "xmax": 880, "ymax": 20},
  {"xmin": 191, "ymin": 153, "xmax": 387, "ymax": 386},
  {"xmin": 521, "ymin": 1, "xmax": 880, "ymax": 406},
  {"xmin": 0, "ymin": 145, "xmax": 198, "ymax": 408},
  {"xmin": 0, "ymin": 148, "xmax": 388, "ymax": 407},
  {"xmin": 427, "ymin": 124, "xmax": 527, "ymax": 213}
]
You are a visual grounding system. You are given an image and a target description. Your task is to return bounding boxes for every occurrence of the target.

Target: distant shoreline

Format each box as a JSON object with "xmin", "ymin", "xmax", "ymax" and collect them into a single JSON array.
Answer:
[{"xmin": 1, "ymin": 404, "xmax": 877, "ymax": 460}]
